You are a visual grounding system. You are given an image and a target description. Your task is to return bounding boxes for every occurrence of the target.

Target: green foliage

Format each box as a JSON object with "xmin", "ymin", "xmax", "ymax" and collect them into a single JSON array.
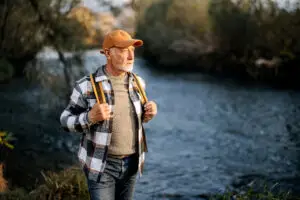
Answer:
[
  {"xmin": 208, "ymin": 0, "xmax": 258, "ymax": 55},
  {"xmin": 31, "ymin": 167, "xmax": 89, "ymax": 200},
  {"xmin": 136, "ymin": 0, "xmax": 300, "ymax": 76},
  {"xmin": 0, "ymin": 0, "xmax": 89, "ymax": 77},
  {"xmin": 0, "ymin": 188, "xmax": 31, "ymax": 200},
  {"xmin": 255, "ymin": 3, "xmax": 300, "ymax": 57},
  {"xmin": 0, "ymin": 167, "xmax": 89, "ymax": 200},
  {"xmin": 0, "ymin": 131, "xmax": 15, "ymax": 165},
  {"xmin": 0, "ymin": 131, "xmax": 15, "ymax": 150},
  {"xmin": 136, "ymin": 0, "xmax": 213, "ymax": 68}
]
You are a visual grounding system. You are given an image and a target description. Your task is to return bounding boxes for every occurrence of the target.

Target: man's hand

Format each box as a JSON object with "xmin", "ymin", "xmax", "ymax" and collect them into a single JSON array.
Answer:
[
  {"xmin": 88, "ymin": 103, "xmax": 111, "ymax": 124},
  {"xmin": 143, "ymin": 101, "xmax": 157, "ymax": 123}
]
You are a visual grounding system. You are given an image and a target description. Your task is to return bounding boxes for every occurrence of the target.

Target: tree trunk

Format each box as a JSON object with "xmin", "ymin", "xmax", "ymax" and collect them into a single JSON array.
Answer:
[
  {"xmin": 58, "ymin": 50, "xmax": 72, "ymax": 103},
  {"xmin": 0, "ymin": 163, "xmax": 7, "ymax": 192},
  {"xmin": 28, "ymin": 0, "xmax": 73, "ymax": 102},
  {"xmin": 0, "ymin": 0, "xmax": 11, "ymax": 55}
]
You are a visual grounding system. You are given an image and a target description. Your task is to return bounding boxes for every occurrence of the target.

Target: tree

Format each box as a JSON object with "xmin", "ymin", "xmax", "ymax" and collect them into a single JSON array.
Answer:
[{"xmin": 0, "ymin": 0, "xmax": 89, "ymax": 79}]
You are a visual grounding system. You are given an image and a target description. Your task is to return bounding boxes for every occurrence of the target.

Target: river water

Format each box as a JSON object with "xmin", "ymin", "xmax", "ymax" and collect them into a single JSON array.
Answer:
[
  {"xmin": 84, "ymin": 51, "xmax": 300, "ymax": 199},
  {"xmin": 1, "ymin": 50, "xmax": 300, "ymax": 199}
]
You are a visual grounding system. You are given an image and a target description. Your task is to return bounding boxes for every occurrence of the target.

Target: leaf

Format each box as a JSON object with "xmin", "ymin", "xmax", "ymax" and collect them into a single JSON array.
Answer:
[
  {"xmin": 0, "ymin": 132, "xmax": 6, "ymax": 137},
  {"xmin": 5, "ymin": 132, "xmax": 17, "ymax": 142},
  {"xmin": 3, "ymin": 141, "xmax": 14, "ymax": 149}
]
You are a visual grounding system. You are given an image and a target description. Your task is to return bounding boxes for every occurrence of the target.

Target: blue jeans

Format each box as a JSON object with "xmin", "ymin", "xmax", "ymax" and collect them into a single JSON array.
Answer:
[{"xmin": 86, "ymin": 154, "xmax": 139, "ymax": 200}]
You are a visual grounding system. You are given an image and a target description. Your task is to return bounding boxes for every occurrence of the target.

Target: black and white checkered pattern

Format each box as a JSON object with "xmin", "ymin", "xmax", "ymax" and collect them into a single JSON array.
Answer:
[{"xmin": 60, "ymin": 65, "xmax": 147, "ymax": 182}]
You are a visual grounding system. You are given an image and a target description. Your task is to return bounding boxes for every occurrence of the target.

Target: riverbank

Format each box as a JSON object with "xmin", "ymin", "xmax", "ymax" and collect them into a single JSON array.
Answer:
[
  {"xmin": 135, "ymin": 0, "xmax": 300, "ymax": 89},
  {"xmin": 139, "ymin": 50, "xmax": 300, "ymax": 89}
]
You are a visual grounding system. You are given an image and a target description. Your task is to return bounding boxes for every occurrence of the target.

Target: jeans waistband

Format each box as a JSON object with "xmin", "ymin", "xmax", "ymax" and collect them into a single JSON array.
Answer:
[{"xmin": 108, "ymin": 153, "xmax": 138, "ymax": 161}]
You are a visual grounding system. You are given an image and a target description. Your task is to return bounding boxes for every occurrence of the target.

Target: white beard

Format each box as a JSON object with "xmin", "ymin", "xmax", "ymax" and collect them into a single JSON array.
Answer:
[{"xmin": 116, "ymin": 64, "xmax": 133, "ymax": 72}]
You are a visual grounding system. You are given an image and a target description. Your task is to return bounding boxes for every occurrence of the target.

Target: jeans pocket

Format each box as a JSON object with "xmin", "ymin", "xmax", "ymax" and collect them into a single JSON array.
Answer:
[
  {"xmin": 88, "ymin": 172, "xmax": 114, "ymax": 190},
  {"xmin": 104, "ymin": 158, "xmax": 122, "ymax": 179},
  {"xmin": 99, "ymin": 172, "xmax": 114, "ymax": 185}
]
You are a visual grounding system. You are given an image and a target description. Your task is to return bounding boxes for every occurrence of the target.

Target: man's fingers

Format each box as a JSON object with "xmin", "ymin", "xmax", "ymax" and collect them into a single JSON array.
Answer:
[
  {"xmin": 103, "ymin": 109, "xmax": 111, "ymax": 116},
  {"xmin": 144, "ymin": 112, "xmax": 155, "ymax": 118},
  {"xmin": 144, "ymin": 115, "xmax": 151, "ymax": 119},
  {"xmin": 145, "ymin": 108, "xmax": 157, "ymax": 115},
  {"xmin": 144, "ymin": 102, "xmax": 156, "ymax": 112},
  {"xmin": 99, "ymin": 103, "xmax": 109, "ymax": 109},
  {"xmin": 99, "ymin": 104, "xmax": 111, "ymax": 112},
  {"xmin": 147, "ymin": 111, "xmax": 156, "ymax": 115},
  {"xmin": 143, "ymin": 115, "xmax": 151, "ymax": 122},
  {"xmin": 145, "ymin": 103, "xmax": 152, "ymax": 108},
  {"xmin": 143, "ymin": 115, "xmax": 150, "ymax": 119},
  {"xmin": 101, "ymin": 112, "xmax": 111, "ymax": 120},
  {"xmin": 144, "ymin": 106, "xmax": 153, "ymax": 112},
  {"xmin": 147, "ymin": 108, "xmax": 156, "ymax": 113},
  {"xmin": 103, "ymin": 107, "xmax": 110, "ymax": 113}
]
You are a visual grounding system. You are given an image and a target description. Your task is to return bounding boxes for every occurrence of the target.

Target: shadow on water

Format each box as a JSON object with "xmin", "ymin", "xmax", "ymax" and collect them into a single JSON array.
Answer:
[{"xmin": 142, "ymin": 60, "xmax": 299, "ymax": 93}]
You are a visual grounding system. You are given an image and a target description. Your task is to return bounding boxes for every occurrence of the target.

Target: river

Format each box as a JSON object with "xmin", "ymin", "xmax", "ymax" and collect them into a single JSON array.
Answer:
[{"xmin": 1, "ymin": 50, "xmax": 300, "ymax": 199}]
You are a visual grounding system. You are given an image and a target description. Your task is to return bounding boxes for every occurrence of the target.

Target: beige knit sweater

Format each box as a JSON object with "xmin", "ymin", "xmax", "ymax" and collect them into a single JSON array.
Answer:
[{"xmin": 107, "ymin": 73, "xmax": 137, "ymax": 157}]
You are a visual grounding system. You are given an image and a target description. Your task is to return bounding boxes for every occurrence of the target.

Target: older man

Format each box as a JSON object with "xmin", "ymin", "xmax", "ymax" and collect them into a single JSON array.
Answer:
[{"xmin": 60, "ymin": 29, "xmax": 157, "ymax": 200}]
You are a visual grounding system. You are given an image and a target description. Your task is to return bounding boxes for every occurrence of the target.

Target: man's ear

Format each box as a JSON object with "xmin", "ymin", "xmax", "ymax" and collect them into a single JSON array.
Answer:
[{"xmin": 105, "ymin": 49, "xmax": 111, "ymax": 59}]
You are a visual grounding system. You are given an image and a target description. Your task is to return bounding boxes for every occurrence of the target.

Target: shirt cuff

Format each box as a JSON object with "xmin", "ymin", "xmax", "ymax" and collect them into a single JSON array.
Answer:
[{"xmin": 85, "ymin": 111, "xmax": 94, "ymax": 127}]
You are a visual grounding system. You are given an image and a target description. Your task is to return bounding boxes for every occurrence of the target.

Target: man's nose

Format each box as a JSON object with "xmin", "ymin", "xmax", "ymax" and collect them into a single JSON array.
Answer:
[{"xmin": 128, "ymin": 49, "xmax": 134, "ymax": 60}]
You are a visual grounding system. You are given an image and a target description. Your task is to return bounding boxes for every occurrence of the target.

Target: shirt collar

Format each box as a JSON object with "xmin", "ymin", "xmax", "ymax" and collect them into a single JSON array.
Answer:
[{"xmin": 94, "ymin": 65, "xmax": 109, "ymax": 82}]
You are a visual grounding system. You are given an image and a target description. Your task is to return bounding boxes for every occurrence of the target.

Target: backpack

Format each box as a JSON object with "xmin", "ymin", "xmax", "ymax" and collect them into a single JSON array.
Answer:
[{"xmin": 89, "ymin": 72, "xmax": 148, "ymax": 105}]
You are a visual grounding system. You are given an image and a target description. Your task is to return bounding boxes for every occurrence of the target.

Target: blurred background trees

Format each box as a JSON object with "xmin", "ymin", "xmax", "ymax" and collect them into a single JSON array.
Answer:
[
  {"xmin": 2, "ymin": 0, "xmax": 300, "ymax": 86},
  {"xmin": 135, "ymin": 0, "xmax": 300, "ymax": 86},
  {"xmin": 0, "ymin": 0, "xmax": 88, "ymax": 80}
]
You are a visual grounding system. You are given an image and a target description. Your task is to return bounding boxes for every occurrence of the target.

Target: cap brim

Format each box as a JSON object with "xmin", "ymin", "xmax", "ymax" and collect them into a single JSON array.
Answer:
[
  {"xmin": 115, "ymin": 39, "xmax": 143, "ymax": 48},
  {"xmin": 100, "ymin": 39, "xmax": 143, "ymax": 54}
]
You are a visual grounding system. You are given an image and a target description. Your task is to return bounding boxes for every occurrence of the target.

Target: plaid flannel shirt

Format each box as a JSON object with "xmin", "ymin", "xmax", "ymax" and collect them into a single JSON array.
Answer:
[{"xmin": 60, "ymin": 65, "xmax": 148, "ymax": 182}]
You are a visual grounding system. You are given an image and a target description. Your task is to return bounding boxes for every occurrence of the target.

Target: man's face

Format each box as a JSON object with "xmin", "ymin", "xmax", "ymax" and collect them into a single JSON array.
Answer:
[{"xmin": 109, "ymin": 46, "xmax": 135, "ymax": 72}]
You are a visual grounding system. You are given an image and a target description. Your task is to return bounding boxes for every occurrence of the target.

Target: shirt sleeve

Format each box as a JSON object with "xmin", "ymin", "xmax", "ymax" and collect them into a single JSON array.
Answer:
[{"xmin": 60, "ymin": 81, "xmax": 91, "ymax": 133}]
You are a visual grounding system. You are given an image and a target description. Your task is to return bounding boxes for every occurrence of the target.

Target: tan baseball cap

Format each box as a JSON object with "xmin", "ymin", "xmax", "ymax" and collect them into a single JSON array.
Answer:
[{"xmin": 100, "ymin": 29, "xmax": 143, "ymax": 54}]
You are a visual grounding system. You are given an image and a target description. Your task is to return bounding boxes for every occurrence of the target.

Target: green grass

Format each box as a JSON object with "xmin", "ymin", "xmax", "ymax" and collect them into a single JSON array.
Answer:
[{"xmin": 0, "ymin": 166, "xmax": 89, "ymax": 200}]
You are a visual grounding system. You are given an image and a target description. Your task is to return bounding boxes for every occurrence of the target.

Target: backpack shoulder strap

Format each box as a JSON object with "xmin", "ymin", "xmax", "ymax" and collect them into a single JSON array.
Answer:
[
  {"xmin": 89, "ymin": 73, "xmax": 106, "ymax": 104},
  {"xmin": 131, "ymin": 73, "xmax": 148, "ymax": 105}
]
